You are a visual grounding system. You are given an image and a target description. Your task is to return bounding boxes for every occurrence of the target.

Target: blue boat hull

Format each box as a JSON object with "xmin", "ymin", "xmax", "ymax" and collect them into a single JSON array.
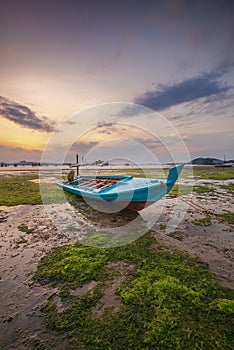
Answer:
[{"xmin": 57, "ymin": 165, "xmax": 184, "ymax": 211}]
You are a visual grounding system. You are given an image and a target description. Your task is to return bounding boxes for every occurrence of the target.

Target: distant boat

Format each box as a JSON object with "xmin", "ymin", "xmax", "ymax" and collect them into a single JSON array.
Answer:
[
  {"xmin": 215, "ymin": 163, "xmax": 233, "ymax": 168},
  {"xmin": 57, "ymin": 164, "xmax": 184, "ymax": 211},
  {"xmin": 100, "ymin": 161, "xmax": 109, "ymax": 166},
  {"xmin": 215, "ymin": 155, "xmax": 233, "ymax": 168}
]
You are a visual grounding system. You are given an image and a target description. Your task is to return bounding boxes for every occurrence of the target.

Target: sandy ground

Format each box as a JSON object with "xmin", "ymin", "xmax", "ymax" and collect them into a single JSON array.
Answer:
[{"xmin": 0, "ymin": 179, "xmax": 233, "ymax": 349}]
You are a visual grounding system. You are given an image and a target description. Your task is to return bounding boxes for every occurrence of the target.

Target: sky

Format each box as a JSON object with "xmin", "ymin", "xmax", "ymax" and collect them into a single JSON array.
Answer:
[{"xmin": 0, "ymin": 0, "xmax": 234, "ymax": 163}]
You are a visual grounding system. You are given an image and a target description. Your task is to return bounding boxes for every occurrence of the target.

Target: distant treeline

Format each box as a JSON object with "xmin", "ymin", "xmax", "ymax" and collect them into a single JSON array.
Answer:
[
  {"xmin": 1, "ymin": 158, "xmax": 233, "ymax": 167},
  {"xmin": 191, "ymin": 157, "xmax": 234, "ymax": 165}
]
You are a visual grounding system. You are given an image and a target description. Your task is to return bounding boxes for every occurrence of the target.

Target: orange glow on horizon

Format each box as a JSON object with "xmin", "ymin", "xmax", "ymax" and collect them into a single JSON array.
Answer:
[{"xmin": 1, "ymin": 118, "xmax": 51, "ymax": 151}]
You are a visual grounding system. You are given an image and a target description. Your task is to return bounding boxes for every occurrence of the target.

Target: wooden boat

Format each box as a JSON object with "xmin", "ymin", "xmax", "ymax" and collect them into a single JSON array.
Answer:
[{"xmin": 57, "ymin": 164, "xmax": 184, "ymax": 211}]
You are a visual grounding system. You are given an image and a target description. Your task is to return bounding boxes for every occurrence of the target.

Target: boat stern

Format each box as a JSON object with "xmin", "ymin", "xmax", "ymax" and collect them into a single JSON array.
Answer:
[{"xmin": 166, "ymin": 164, "xmax": 184, "ymax": 189}]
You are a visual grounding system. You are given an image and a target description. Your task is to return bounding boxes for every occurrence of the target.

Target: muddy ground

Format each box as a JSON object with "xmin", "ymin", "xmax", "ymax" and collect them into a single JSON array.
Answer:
[{"xmin": 0, "ymin": 178, "xmax": 233, "ymax": 349}]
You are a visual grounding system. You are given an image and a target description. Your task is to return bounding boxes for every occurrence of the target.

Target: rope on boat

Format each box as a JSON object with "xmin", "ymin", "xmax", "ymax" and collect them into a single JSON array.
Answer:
[{"xmin": 159, "ymin": 180, "xmax": 171, "ymax": 190}]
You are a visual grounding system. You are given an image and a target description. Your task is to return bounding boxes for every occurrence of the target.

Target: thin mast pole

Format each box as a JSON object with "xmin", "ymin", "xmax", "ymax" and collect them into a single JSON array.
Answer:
[{"xmin": 76, "ymin": 154, "xmax": 79, "ymax": 176}]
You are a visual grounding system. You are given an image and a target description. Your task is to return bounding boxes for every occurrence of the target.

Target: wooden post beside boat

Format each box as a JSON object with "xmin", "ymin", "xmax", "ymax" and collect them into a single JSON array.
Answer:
[{"xmin": 76, "ymin": 154, "xmax": 79, "ymax": 176}]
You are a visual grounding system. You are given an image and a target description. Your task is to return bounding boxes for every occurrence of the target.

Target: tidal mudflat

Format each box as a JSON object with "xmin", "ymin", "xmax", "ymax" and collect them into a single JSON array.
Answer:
[{"xmin": 0, "ymin": 166, "xmax": 233, "ymax": 349}]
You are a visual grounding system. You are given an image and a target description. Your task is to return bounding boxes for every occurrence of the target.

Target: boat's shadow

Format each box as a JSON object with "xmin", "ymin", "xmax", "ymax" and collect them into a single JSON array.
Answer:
[
  {"xmin": 54, "ymin": 193, "xmax": 155, "ymax": 247},
  {"xmin": 67, "ymin": 193, "xmax": 139, "ymax": 228}
]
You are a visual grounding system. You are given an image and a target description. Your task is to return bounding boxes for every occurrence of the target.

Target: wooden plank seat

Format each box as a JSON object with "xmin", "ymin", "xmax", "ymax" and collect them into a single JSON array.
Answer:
[
  {"xmin": 77, "ymin": 177, "xmax": 121, "ymax": 189},
  {"xmin": 79, "ymin": 179, "xmax": 97, "ymax": 187}
]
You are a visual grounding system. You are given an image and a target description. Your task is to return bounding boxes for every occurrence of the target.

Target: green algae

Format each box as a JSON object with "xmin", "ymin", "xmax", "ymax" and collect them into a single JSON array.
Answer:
[
  {"xmin": 193, "ymin": 168, "xmax": 234, "ymax": 180},
  {"xmin": 192, "ymin": 217, "xmax": 212, "ymax": 226},
  {"xmin": 18, "ymin": 225, "xmax": 34, "ymax": 234},
  {"xmin": 0, "ymin": 175, "xmax": 67, "ymax": 206},
  {"xmin": 169, "ymin": 184, "xmax": 213, "ymax": 197},
  {"xmin": 220, "ymin": 183, "xmax": 234, "ymax": 194},
  {"xmin": 218, "ymin": 212, "xmax": 234, "ymax": 225},
  {"xmin": 0, "ymin": 175, "xmax": 42, "ymax": 205},
  {"xmin": 34, "ymin": 234, "xmax": 234, "ymax": 350}
]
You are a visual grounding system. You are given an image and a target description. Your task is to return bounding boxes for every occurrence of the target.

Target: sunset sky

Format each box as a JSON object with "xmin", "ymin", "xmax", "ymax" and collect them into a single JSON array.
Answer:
[{"xmin": 0, "ymin": 0, "xmax": 233, "ymax": 163}]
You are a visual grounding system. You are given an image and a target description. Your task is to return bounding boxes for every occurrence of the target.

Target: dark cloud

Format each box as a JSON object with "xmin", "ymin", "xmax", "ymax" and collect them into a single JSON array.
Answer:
[
  {"xmin": 65, "ymin": 120, "xmax": 77, "ymax": 125},
  {"xmin": 97, "ymin": 122, "xmax": 114, "ymax": 128},
  {"xmin": 135, "ymin": 65, "xmax": 233, "ymax": 111},
  {"xmin": 96, "ymin": 122, "xmax": 119, "ymax": 134},
  {"xmin": 0, "ymin": 96, "xmax": 55, "ymax": 132},
  {"xmin": 119, "ymin": 104, "xmax": 152, "ymax": 118}
]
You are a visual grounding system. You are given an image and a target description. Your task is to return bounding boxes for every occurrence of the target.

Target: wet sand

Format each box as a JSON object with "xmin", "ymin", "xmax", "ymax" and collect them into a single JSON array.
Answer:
[
  {"xmin": 0, "ymin": 205, "xmax": 70, "ymax": 349},
  {"xmin": 153, "ymin": 195, "xmax": 234, "ymax": 289},
  {"xmin": 0, "ymin": 175, "xmax": 233, "ymax": 348}
]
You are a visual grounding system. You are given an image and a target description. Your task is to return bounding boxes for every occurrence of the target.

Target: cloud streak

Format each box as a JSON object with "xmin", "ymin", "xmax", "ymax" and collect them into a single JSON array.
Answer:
[
  {"xmin": 0, "ymin": 144, "xmax": 42, "ymax": 162},
  {"xmin": 135, "ymin": 66, "xmax": 232, "ymax": 111},
  {"xmin": 0, "ymin": 96, "xmax": 55, "ymax": 132}
]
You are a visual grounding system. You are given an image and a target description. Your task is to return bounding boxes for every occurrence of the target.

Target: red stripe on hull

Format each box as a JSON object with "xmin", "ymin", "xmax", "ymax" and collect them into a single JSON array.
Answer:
[{"xmin": 125, "ymin": 201, "xmax": 154, "ymax": 211}]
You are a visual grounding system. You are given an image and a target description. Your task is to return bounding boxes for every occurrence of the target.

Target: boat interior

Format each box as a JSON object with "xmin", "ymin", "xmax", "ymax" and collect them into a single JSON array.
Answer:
[{"xmin": 77, "ymin": 177, "xmax": 124, "ymax": 190}]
